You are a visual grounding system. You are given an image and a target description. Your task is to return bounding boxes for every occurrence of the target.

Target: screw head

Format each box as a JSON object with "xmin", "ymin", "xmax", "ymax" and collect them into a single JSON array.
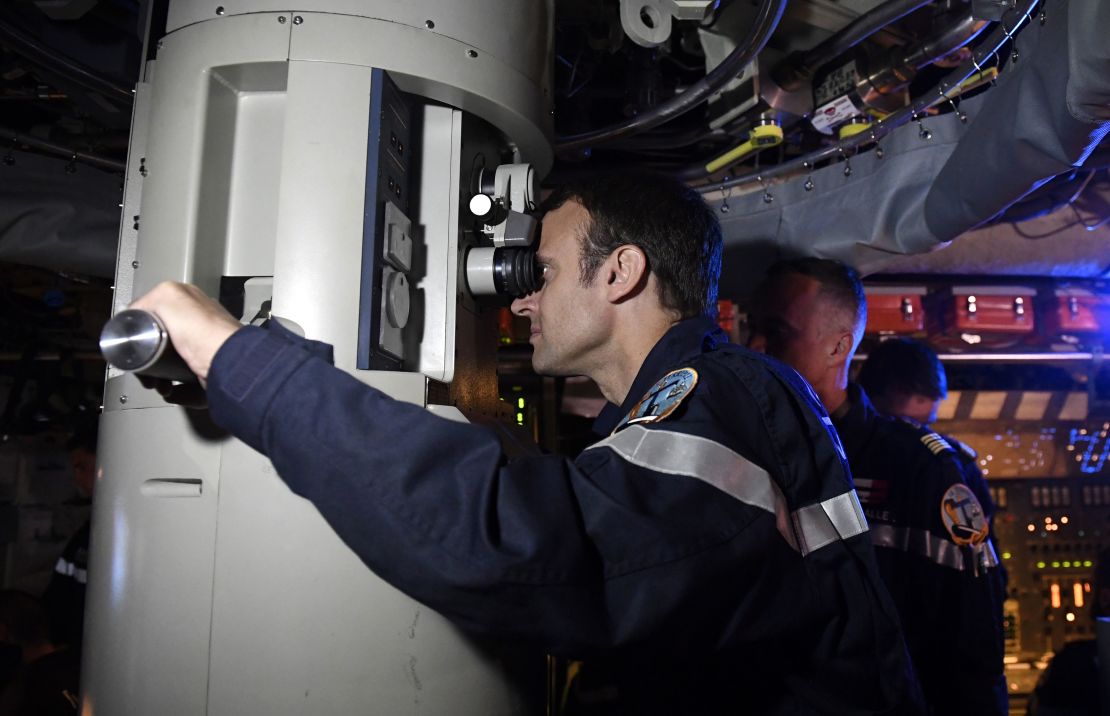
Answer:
[
  {"xmin": 215, "ymin": 6, "xmax": 225, "ymax": 15},
  {"xmin": 425, "ymin": 20, "xmax": 435, "ymax": 29},
  {"xmin": 466, "ymin": 49, "xmax": 478, "ymax": 59},
  {"xmin": 292, "ymin": 15, "xmax": 303, "ymax": 24},
  {"xmin": 804, "ymin": 178, "xmax": 815, "ymax": 191},
  {"xmin": 277, "ymin": 15, "xmax": 286, "ymax": 23},
  {"xmin": 875, "ymin": 146, "xmax": 884, "ymax": 159},
  {"xmin": 131, "ymin": 260, "xmax": 140, "ymax": 269},
  {"xmin": 119, "ymin": 395, "xmax": 128, "ymax": 404},
  {"xmin": 720, "ymin": 203, "xmax": 730, "ymax": 213}
]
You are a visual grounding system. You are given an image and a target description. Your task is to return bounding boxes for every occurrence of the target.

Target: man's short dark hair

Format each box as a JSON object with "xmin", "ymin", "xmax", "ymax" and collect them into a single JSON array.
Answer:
[
  {"xmin": 758, "ymin": 257, "xmax": 867, "ymax": 348},
  {"xmin": 858, "ymin": 337, "xmax": 947, "ymax": 402},
  {"xmin": 543, "ymin": 172, "xmax": 722, "ymax": 319}
]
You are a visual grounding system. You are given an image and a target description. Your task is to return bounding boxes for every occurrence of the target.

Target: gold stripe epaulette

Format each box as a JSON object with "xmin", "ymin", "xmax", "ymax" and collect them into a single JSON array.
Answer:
[{"xmin": 921, "ymin": 432, "xmax": 954, "ymax": 456}]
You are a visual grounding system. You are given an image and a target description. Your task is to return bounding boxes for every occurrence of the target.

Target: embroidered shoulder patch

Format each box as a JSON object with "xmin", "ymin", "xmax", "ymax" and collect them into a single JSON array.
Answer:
[
  {"xmin": 940, "ymin": 483, "xmax": 989, "ymax": 546},
  {"xmin": 921, "ymin": 432, "xmax": 954, "ymax": 456},
  {"xmin": 615, "ymin": 368, "xmax": 698, "ymax": 433}
]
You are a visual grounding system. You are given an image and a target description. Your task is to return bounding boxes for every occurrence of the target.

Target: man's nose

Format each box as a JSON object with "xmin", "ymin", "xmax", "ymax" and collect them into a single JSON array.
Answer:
[{"xmin": 511, "ymin": 292, "xmax": 534, "ymax": 317}]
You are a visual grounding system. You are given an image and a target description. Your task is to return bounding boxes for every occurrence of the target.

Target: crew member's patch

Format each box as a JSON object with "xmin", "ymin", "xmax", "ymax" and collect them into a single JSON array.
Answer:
[
  {"xmin": 921, "ymin": 432, "xmax": 954, "ymax": 456},
  {"xmin": 615, "ymin": 368, "xmax": 698, "ymax": 432},
  {"xmin": 940, "ymin": 483, "xmax": 989, "ymax": 545}
]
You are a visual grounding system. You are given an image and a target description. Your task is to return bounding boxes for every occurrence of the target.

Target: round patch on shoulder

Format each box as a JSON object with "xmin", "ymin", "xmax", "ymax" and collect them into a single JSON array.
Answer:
[
  {"xmin": 615, "ymin": 368, "xmax": 699, "ymax": 433},
  {"xmin": 940, "ymin": 483, "xmax": 989, "ymax": 546}
]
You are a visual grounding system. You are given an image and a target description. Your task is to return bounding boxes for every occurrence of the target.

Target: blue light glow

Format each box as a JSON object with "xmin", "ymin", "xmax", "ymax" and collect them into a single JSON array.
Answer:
[{"xmin": 1068, "ymin": 427, "xmax": 1110, "ymax": 474}]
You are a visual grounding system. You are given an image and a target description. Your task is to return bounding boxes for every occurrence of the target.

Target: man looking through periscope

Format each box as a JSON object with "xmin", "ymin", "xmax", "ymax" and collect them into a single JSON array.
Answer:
[{"xmin": 127, "ymin": 173, "xmax": 922, "ymax": 715}]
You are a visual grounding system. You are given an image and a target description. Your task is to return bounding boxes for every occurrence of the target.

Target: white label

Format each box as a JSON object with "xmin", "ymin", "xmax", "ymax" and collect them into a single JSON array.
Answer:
[{"xmin": 811, "ymin": 95, "xmax": 862, "ymax": 135}]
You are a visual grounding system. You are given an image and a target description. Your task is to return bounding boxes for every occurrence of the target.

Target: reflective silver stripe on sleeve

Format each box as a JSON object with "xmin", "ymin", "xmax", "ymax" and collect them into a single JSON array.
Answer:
[
  {"xmin": 978, "ymin": 539, "xmax": 1000, "ymax": 569},
  {"xmin": 870, "ymin": 524, "xmax": 967, "ymax": 570},
  {"xmin": 869, "ymin": 523, "xmax": 1007, "ymax": 573},
  {"xmin": 791, "ymin": 490, "xmax": 869, "ymax": 555},
  {"xmin": 54, "ymin": 557, "xmax": 88, "ymax": 585},
  {"xmin": 586, "ymin": 425, "xmax": 866, "ymax": 556}
]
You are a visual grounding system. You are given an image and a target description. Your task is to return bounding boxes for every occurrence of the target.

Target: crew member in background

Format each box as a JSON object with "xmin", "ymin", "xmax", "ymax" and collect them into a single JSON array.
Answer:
[
  {"xmin": 127, "ymin": 173, "xmax": 922, "ymax": 715},
  {"xmin": 857, "ymin": 337, "xmax": 999, "ymax": 535},
  {"xmin": 42, "ymin": 426, "xmax": 97, "ymax": 650},
  {"xmin": 748, "ymin": 258, "xmax": 1007, "ymax": 716}
]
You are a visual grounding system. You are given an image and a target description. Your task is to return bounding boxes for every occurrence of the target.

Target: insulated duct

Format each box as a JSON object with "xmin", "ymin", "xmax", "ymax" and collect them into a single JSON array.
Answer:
[
  {"xmin": 702, "ymin": 0, "xmax": 1110, "ymax": 294},
  {"xmin": 924, "ymin": 0, "xmax": 1110, "ymax": 238}
]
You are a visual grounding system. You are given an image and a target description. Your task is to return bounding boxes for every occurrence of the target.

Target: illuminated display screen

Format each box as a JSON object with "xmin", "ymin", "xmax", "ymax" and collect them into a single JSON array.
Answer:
[
  {"xmin": 942, "ymin": 423, "xmax": 1110, "ymax": 478},
  {"xmin": 1067, "ymin": 427, "xmax": 1110, "ymax": 474},
  {"xmin": 954, "ymin": 427, "xmax": 1063, "ymax": 479}
]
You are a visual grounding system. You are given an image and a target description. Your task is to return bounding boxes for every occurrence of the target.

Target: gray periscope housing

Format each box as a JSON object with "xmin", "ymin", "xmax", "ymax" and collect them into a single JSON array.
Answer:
[{"xmin": 706, "ymin": 0, "xmax": 1110, "ymax": 287}]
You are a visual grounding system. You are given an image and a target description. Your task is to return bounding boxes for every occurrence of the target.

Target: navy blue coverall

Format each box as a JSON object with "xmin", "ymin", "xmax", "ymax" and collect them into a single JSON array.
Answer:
[
  {"xmin": 833, "ymin": 384, "xmax": 1007, "ymax": 716},
  {"xmin": 207, "ymin": 315, "xmax": 922, "ymax": 715}
]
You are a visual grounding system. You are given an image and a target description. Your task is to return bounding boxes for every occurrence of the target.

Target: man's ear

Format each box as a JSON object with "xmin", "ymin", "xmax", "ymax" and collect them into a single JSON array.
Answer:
[
  {"xmin": 604, "ymin": 245, "xmax": 649, "ymax": 303},
  {"xmin": 829, "ymin": 332, "xmax": 853, "ymax": 365}
]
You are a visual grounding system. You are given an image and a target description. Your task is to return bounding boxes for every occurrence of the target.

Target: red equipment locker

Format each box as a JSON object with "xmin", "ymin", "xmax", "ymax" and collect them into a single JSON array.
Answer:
[
  {"xmin": 864, "ymin": 286, "xmax": 926, "ymax": 335},
  {"xmin": 944, "ymin": 285, "xmax": 1037, "ymax": 335}
]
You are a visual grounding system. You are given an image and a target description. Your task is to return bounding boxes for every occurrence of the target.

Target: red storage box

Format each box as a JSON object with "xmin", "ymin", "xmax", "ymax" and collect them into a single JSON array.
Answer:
[
  {"xmin": 1043, "ymin": 288, "xmax": 1108, "ymax": 335},
  {"xmin": 864, "ymin": 286, "xmax": 926, "ymax": 335},
  {"xmin": 945, "ymin": 286, "xmax": 1036, "ymax": 334}
]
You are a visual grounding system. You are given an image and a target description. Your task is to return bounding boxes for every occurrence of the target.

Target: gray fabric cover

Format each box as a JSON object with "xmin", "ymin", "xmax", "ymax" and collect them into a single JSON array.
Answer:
[
  {"xmin": 0, "ymin": 149, "xmax": 122, "ymax": 278},
  {"xmin": 1067, "ymin": 0, "xmax": 1110, "ymax": 123},
  {"xmin": 924, "ymin": 0, "xmax": 1110, "ymax": 239},
  {"xmin": 710, "ymin": 0, "xmax": 1110, "ymax": 296},
  {"xmin": 711, "ymin": 94, "xmax": 976, "ymax": 298}
]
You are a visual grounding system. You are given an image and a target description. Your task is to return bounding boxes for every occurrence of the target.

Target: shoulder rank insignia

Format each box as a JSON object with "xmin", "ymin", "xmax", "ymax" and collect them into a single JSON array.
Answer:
[
  {"xmin": 940, "ymin": 483, "xmax": 989, "ymax": 546},
  {"xmin": 920, "ymin": 432, "xmax": 954, "ymax": 456},
  {"xmin": 614, "ymin": 368, "xmax": 698, "ymax": 433},
  {"xmin": 951, "ymin": 437, "xmax": 978, "ymax": 460}
]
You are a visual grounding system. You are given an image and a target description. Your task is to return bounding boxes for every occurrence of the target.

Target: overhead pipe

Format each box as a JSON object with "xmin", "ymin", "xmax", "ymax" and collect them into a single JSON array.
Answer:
[
  {"xmin": 864, "ymin": 12, "xmax": 991, "ymax": 95},
  {"xmin": 854, "ymin": 351, "xmax": 1102, "ymax": 363},
  {"xmin": 773, "ymin": 0, "xmax": 936, "ymax": 93},
  {"xmin": 554, "ymin": 0, "xmax": 787, "ymax": 154},
  {"xmin": 0, "ymin": 124, "xmax": 126, "ymax": 172},
  {"xmin": 0, "ymin": 14, "xmax": 134, "ymax": 107}
]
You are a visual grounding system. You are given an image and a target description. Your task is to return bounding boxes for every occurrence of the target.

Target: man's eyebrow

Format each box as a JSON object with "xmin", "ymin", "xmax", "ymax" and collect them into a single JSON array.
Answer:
[{"xmin": 536, "ymin": 253, "xmax": 555, "ymax": 265}]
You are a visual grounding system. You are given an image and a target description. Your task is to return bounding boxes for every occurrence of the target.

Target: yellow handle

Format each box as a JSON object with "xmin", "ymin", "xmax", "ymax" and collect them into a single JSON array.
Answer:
[{"xmin": 704, "ymin": 123, "xmax": 784, "ymax": 174}]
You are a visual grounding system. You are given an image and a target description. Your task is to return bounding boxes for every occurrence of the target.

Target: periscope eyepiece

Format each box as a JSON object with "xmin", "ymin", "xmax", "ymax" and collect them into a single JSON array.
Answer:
[{"xmin": 465, "ymin": 246, "xmax": 543, "ymax": 298}]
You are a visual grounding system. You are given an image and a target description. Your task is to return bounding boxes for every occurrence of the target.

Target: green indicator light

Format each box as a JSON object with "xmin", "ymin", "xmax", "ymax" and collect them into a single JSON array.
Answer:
[
  {"xmin": 515, "ymin": 412, "xmax": 524, "ymax": 423},
  {"xmin": 1084, "ymin": 560, "xmax": 1094, "ymax": 567},
  {"xmin": 1036, "ymin": 562, "xmax": 1046, "ymax": 569},
  {"xmin": 1063, "ymin": 561, "xmax": 1072, "ymax": 568},
  {"xmin": 517, "ymin": 398, "xmax": 525, "ymax": 409},
  {"xmin": 512, "ymin": 386, "xmax": 523, "ymax": 392},
  {"xmin": 1052, "ymin": 561, "xmax": 1061, "ymax": 568},
  {"xmin": 1002, "ymin": 552, "xmax": 1012, "ymax": 560}
]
